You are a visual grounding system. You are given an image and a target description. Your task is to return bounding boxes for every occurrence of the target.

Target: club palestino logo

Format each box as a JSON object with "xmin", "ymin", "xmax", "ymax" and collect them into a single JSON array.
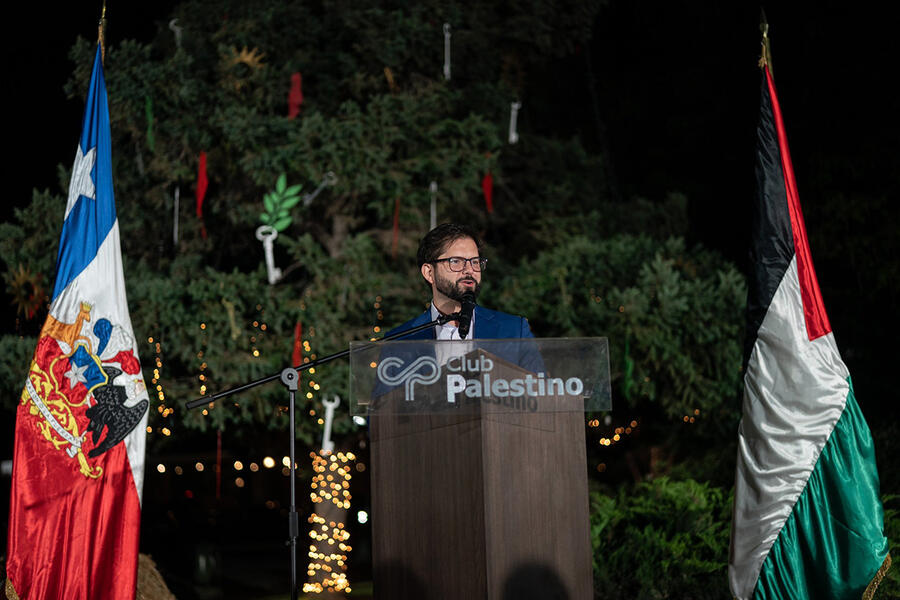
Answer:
[
  {"xmin": 376, "ymin": 356, "xmax": 442, "ymax": 402},
  {"xmin": 376, "ymin": 353, "xmax": 584, "ymax": 410}
]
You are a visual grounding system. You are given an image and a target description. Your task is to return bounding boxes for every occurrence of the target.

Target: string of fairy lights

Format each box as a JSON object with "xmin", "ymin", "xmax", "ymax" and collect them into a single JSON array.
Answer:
[
  {"xmin": 145, "ymin": 291, "xmax": 387, "ymax": 440},
  {"xmin": 146, "ymin": 335, "xmax": 173, "ymax": 436},
  {"xmin": 149, "ymin": 293, "xmax": 714, "ymax": 588},
  {"xmin": 145, "ymin": 301, "xmax": 363, "ymax": 595},
  {"xmin": 198, "ymin": 319, "xmax": 211, "ymax": 415},
  {"xmin": 302, "ymin": 450, "xmax": 356, "ymax": 595},
  {"xmin": 585, "ymin": 288, "xmax": 706, "ymax": 473},
  {"xmin": 150, "ymin": 451, "xmax": 367, "ymax": 518},
  {"xmin": 588, "ymin": 408, "xmax": 701, "ymax": 473},
  {"xmin": 296, "ymin": 317, "xmax": 359, "ymax": 595},
  {"xmin": 372, "ymin": 295, "xmax": 384, "ymax": 338},
  {"xmin": 150, "ymin": 454, "xmax": 366, "ymax": 478}
]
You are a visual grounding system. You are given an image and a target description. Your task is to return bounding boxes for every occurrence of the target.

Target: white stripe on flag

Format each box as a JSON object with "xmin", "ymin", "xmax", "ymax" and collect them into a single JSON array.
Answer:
[
  {"xmin": 48, "ymin": 220, "xmax": 148, "ymax": 502},
  {"xmin": 729, "ymin": 256, "xmax": 849, "ymax": 599}
]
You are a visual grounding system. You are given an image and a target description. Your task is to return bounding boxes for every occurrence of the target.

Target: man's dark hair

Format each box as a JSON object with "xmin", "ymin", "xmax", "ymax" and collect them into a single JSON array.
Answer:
[{"xmin": 417, "ymin": 223, "xmax": 483, "ymax": 268}]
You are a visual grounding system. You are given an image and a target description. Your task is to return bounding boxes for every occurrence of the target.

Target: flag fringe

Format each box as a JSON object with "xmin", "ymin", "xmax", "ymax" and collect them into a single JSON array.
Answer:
[
  {"xmin": 862, "ymin": 552, "xmax": 891, "ymax": 600},
  {"xmin": 5, "ymin": 579, "xmax": 20, "ymax": 600},
  {"xmin": 136, "ymin": 553, "xmax": 177, "ymax": 600}
]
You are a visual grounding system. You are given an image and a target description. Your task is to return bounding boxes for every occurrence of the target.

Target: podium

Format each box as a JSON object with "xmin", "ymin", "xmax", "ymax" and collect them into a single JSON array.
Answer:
[{"xmin": 363, "ymin": 345, "xmax": 599, "ymax": 599}]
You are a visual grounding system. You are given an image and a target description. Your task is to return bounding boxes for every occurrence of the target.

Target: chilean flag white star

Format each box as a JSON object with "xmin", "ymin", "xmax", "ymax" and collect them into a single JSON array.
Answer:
[{"xmin": 64, "ymin": 145, "xmax": 96, "ymax": 220}]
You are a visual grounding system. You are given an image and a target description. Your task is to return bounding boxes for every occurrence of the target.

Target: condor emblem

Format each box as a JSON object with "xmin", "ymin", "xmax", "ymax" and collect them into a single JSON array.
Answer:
[{"xmin": 21, "ymin": 301, "xmax": 149, "ymax": 479}]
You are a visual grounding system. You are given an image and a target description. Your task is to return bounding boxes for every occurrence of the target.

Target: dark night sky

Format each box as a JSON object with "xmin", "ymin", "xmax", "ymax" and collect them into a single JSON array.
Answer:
[
  {"xmin": 5, "ymin": 2, "xmax": 898, "ymax": 401},
  {"xmin": 8, "ymin": 3, "xmax": 895, "ymax": 247}
]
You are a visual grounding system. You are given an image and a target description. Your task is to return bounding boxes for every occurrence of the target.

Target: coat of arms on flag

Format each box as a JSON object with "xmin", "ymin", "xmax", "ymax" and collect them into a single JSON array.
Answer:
[
  {"xmin": 5, "ymin": 43, "xmax": 149, "ymax": 600},
  {"xmin": 23, "ymin": 302, "xmax": 147, "ymax": 477}
]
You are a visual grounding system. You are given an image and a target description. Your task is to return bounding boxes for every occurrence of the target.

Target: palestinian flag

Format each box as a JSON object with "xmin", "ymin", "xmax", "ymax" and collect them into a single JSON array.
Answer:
[{"xmin": 728, "ymin": 48, "xmax": 891, "ymax": 599}]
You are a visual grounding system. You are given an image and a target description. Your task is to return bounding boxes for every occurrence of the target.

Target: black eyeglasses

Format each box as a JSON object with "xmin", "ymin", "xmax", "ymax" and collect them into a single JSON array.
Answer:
[{"xmin": 432, "ymin": 257, "xmax": 488, "ymax": 272}]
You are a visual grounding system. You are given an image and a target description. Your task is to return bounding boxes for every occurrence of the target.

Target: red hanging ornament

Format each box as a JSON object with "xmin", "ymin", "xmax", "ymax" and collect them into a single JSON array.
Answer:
[
  {"xmin": 391, "ymin": 198, "xmax": 400, "ymax": 260},
  {"xmin": 196, "ymin": 151, "xmax": 209, "ymax": 238},
  {"xmin": 292, "ymin": 321, "xmax": 303, "ymax": 368},
  {"xmin": 482, "ymin": 172, "xmax": 494, "ymax": 214},
  {"xmin": 288, "ymin": 72, "xmax": 303, "ymax": 119}
]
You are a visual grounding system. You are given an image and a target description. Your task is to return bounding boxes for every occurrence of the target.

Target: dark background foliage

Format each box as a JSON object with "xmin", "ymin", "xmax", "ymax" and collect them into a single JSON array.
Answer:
[{"xmin": 2, "ymin": 2, "xmax": 897, "ymax": 598}]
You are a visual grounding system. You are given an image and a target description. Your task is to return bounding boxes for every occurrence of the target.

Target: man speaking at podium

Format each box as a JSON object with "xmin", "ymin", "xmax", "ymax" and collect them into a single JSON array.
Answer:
[
  {"xmin": 371, "ymin": 233, "xmax": 592, "ymax": 600},
  {"xmin": 385, "ymin": 223, "xmax": 536, "ymax": 342}
]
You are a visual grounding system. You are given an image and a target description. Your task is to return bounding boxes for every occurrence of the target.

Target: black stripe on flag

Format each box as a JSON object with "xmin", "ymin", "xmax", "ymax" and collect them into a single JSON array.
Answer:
[{"xmin": 745, "ymin": 70, "xmax": 795, "ymax": 366}]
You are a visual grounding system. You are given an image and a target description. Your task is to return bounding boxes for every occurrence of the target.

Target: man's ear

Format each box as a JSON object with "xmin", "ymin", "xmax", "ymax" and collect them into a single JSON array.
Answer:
[{"xmin": 421, "ymin": 263, "xmax": 434, "ymax": 285}]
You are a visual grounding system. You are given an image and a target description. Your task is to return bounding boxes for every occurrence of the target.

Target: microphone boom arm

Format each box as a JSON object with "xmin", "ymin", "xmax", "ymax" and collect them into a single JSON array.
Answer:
[{"xmin": 184, "ymin": 312, "xmax": 460, "ymax": 410}]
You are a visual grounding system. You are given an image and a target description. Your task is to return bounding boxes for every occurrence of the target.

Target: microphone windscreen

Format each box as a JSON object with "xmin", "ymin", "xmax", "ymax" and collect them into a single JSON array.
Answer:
[{"xmin": 458, "ymin": 292, "xmax": 476, "ymax": 339}]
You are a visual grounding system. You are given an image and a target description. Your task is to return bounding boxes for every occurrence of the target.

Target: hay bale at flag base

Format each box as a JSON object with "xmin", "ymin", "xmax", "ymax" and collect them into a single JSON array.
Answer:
[
  {"xmin": 5, "ymin": 45, "xmax": 149, "ymax": 600},
  {"xmin": 728, "ymin": 36, "xmax": 890, "ymax": 600}
]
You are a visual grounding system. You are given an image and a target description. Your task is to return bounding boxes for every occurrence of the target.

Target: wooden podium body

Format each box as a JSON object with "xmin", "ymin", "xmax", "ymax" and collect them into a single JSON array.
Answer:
[{"xmin": 369, "ymin": 352, "xmax": 593, "ymax": 599}]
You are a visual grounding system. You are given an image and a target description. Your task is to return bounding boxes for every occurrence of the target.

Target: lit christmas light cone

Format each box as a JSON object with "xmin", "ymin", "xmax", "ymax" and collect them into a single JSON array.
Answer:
[{"xmin": 302, "ymin": 450, "xmax": 356, "ymax": 595}]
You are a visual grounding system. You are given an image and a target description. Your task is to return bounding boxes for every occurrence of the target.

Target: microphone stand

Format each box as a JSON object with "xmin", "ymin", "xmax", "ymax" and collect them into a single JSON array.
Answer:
[{"xmin": 184, "ymin": 312, "xmax": 459, "ymax": 600}]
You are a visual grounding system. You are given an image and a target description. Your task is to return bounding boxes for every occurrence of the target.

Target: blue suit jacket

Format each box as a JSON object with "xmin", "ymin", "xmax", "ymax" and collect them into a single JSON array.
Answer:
[
  {"xmin": 381, "ymin": 306, "xmax": 543, "ymax": 376},
  {"xmin": 384, "ymin": 306, "xmax": 535, "ymax": 341}
]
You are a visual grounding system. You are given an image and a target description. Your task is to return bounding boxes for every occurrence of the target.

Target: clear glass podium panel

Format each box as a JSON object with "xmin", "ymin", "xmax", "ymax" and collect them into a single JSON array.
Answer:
[{"xmin": 348, "ymin": 337, "xmax": 610, "ymax": 416}]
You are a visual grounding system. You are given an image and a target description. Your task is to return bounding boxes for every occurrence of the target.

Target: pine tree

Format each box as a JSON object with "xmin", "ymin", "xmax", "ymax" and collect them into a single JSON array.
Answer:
[{"xmin": 1, "ymin": 0, "xmax": 744, "ymax": 464}]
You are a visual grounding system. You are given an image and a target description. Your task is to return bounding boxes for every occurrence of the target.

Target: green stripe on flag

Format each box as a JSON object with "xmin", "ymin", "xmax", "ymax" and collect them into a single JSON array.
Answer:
[{"xmin": 754, "ymin": 378, "xmax": 889, "ymax": 599}]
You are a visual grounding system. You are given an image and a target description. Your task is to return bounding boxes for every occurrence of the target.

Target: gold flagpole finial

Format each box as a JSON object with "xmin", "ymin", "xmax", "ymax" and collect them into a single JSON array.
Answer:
[
  {"xmin": 758, "ymin": 9, "xmax": 773, "ymax": 73},
  {"xmin": 98, "ymin": 1, "xmax": 108, "ymax": 64}
]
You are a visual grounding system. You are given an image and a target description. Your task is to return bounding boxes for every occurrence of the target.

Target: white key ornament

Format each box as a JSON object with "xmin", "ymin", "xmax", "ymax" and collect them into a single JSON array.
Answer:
[
  {"xmin": 509, "ymin": 101, "xmax": 522, "ymax": 144},
  {"xmin": 303, "ymin": 171, "xmax": 338, "ymax": 207},
  {"xmin": 443, "ymin": 23, "xmax": 452, "ymax": 81},
  {"xmin": 321, "ymin": 395, "xmax": 340, "ymax": 454},
  {"xmin": 255, "ymin": 225, "xmax": 282, "ymax": 285},
  {"xmin": 169, "ymin": 19, "xmax": 183, "ymax": 49}
]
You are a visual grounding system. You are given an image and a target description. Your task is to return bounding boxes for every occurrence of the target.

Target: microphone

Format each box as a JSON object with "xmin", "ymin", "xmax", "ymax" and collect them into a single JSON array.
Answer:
[{"xmin": 457, "ymin": 292, "xmax": 476, "ymax": 339}]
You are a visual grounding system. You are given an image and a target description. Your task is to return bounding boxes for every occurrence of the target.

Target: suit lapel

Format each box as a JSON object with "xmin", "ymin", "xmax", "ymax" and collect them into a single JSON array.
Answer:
[
  {"xmin": 406, "ymin": 310, "xmax": 435, "ymax": 340},
  {"xmin": 473, "ymin": 306, "xmax": 497, "ymax": 339},
  {"xmin": 402, "ymin": 307, "xmax": 503, "ymax": 340}
]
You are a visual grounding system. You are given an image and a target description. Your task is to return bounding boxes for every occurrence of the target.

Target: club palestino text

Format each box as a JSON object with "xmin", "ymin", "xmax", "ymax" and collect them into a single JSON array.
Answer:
[{"xmin": 445, "ymin": 354, "xmax": 584, "ymax": 410}]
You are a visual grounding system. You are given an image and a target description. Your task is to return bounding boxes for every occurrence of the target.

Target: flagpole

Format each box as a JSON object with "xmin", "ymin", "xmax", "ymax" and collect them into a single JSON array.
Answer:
[
  {"xmin": 758, "ymin": 10, "xmax": 773, "ymax": 74},
  {"xmin": 98, "ymin": 1, "xmax": 107, "ymax": 63}
]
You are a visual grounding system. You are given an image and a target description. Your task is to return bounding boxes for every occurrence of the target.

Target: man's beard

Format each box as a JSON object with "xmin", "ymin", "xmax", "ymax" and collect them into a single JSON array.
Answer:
[{"xmin": 435, "ymin": 271, "xmax": 480, "ymax": 302}]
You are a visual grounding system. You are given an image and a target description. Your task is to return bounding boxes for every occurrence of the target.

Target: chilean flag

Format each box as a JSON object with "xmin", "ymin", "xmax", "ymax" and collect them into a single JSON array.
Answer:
[
  {"xmin": 5, "ymin": 46, "xmax": 149, "ymax": 599},
  {"xmin": 728, "ymin": 58, "xmax": 890, "ymax": 598}
]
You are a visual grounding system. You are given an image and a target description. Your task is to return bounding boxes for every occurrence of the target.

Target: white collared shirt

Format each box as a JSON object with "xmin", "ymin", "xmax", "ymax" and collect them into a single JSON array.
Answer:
[
  {"xmin": 431, "ymin": 302, "xmax": 475, "ymax": 365},
  {"xmin": 430, "ymin": 302, "xmax": 475, "ymax": 341}
]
